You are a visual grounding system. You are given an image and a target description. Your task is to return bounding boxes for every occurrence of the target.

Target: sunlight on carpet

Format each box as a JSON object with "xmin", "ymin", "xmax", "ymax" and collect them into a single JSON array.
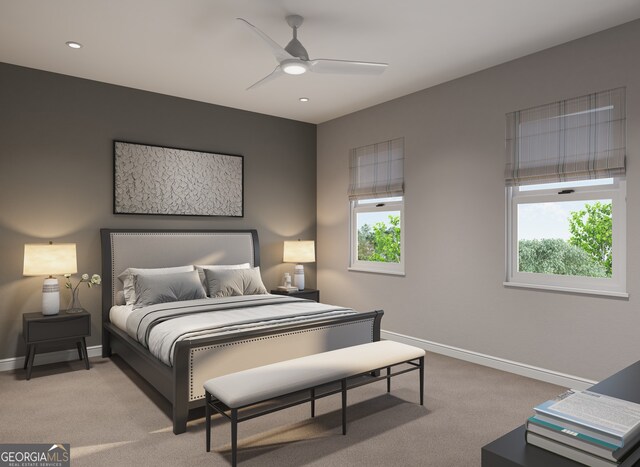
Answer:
[
  {"xmin": 71, "ymin": 440, "xmax": 135, "ymax": 459},
  {"xmin": 213, "ymin": 418, "xmax": 334, "ymax": 453}
]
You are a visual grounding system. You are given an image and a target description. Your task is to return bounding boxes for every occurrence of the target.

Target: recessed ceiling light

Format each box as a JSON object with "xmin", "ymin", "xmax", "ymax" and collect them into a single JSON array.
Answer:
[
  {"xmin": 66, "ymin": 41, "xmax": 82, "ymax": 49},
  {"xmin": 299, "ymin": 97, "xmax": 309, "ymax": 102}
]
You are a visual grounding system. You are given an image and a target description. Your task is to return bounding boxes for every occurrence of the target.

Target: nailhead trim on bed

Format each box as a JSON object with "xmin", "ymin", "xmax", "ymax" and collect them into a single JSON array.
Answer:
[{"xmin": 188, "ymin": 320, "xmax": 374, "ymax": 401}]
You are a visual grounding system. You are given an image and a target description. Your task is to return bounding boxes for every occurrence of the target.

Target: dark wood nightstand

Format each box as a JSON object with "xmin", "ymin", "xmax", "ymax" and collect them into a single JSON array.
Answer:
[
  {"xmin": 23, "ymin": 309, "xmax": 91, "ymax": 380},
  {"xmin": 271, "ymin": 288, "xmax": 320, "ymax": 302}
]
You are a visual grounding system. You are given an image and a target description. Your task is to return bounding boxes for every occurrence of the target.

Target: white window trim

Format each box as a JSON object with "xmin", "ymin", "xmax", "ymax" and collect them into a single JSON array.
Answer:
[
  {"xmin": 349, "ymin": 198, "xmax": 405, "ymax": 276},
  {"xmin": 505, "ymin": 179, "xmax": 627, "ymax": 297}
]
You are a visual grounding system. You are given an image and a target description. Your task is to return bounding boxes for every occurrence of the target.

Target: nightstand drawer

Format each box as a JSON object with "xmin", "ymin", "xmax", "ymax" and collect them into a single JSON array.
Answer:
[
  {"xmin": 27, "ymin": 315, "xmax": 90, "ymax": 343},
  {"xmin": 293, "ymin": 290, "xmax": 320, "ymax": 302},
  {"xmin": 270, "ymin": 289, "xmax": 320, "ymax": 302}
]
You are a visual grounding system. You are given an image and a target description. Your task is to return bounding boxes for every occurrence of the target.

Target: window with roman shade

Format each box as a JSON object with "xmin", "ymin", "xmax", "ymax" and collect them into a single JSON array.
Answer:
[
  {"xmin": 348, "ymin": 137, "xmax": 404, "ymax": 200},
  {"xmin": 504, "ymin": 88, "xmax": 627, "ymax": 297},
  {"xmin": 505, "ymin": 87, "xmax": 626, "ymax": 186},
  {"xmin": 348, "ymin": 137, "xmax": 405, "ymax": 275}
]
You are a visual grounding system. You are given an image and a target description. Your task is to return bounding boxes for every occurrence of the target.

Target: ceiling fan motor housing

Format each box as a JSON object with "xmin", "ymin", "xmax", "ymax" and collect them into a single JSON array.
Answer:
[
  {"xmin": 285, "ymin": 15, "xmax": 309, "ymax": 60},
  {"xmin": 285, "ymin": 38, "xmax": 309, "ymax": 60}
]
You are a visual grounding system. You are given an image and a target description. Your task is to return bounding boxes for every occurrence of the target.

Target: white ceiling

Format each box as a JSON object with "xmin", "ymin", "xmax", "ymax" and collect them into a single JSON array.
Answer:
[{"xmin": 2, "ymin": 1, "xmax": 640, "ymax": 124}]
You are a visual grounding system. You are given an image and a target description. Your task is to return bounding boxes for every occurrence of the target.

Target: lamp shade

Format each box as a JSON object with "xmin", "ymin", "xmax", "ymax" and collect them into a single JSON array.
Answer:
[
  {"xmin": 23, "ymin": 243, "xmax": 78, "ymax": 276},
  {"xmin": 283, "ymin": 240, "xmax": 315, "ymax": 263}
]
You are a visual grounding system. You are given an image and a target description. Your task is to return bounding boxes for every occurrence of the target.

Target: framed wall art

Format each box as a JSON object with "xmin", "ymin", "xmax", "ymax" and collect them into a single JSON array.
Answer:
[{"xmin": 113, "ymin": 141, "xmax": 243, "ymax": 217}]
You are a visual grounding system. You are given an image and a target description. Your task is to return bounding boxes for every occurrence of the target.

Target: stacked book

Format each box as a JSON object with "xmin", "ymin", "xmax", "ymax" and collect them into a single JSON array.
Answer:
[{"xmin": 526, "ymin": 389, "xmax": 640, "ymax": 466}]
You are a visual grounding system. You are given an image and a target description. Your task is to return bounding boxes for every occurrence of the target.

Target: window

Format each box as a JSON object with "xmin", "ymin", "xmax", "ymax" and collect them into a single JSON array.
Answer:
[
  {"xmin": 348, "ymin": 138, "xmax": 404, "ymax": 275},
  {"xmin": 506, "ymin": 179, "xmax": 626, "ymax": 296},
  {"xmin": 504, "ymin": 88, "xmax": 627, "ymax": 296},
  {"xmin": 351, "ymin": 197, "xmax": 404, "ymax": 275}
]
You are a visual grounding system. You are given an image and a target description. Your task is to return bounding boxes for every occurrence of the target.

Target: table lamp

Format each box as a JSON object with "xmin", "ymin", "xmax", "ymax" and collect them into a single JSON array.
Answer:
[
  {"xmin": 23, "ymin": 242, "xmax": 78, "ymax": 315},
  {"xmin": 283, "ymin": 240, "xmax": 315, "ymax": 291}
]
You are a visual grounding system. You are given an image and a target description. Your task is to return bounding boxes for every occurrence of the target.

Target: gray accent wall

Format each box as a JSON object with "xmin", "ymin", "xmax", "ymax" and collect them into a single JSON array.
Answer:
[
  {"xmin": 317, "ymin": 20, "xmax": 640, "ymax": 382},
  {"xmin": 0, "ymin": 62, "xmax": 316, "ymax": 360}
]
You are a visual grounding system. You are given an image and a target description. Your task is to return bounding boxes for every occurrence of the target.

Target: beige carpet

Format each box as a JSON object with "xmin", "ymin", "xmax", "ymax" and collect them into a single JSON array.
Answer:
[{"xmin": 0, "ymin": 351, "xmax": 564, "ymax": 466}]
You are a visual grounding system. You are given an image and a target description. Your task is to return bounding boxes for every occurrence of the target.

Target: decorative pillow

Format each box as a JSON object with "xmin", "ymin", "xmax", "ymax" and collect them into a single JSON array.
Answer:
[
  {"xmin": 115, "ymin": 291, "xmax": 126, "ymax": 306},
  {"xmin": 194, "ymin": 263, "xmax": 251, "ymax": 292},
  {"xmin": 117, "ymin": 265, "xmax": 195, "ymax": 305},
  {"xmin": 204, "ymin": 267, "xmax": 268, "ymax": 298},
  {"xmin": 133, "ymin": 270, "xmax": 206, "ymax": 308}
]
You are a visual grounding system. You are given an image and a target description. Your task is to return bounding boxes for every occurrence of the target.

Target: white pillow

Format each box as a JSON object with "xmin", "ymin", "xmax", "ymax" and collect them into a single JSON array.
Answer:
[
  {"xmin": 117, "ymin": 265, "xmax": 195, "ymax": 305},
  {"xmin": 195, "ymin": 263, "xmax": 251, "ymax": 293},
  {"xmin": 115, "ymin": 290, "xmax": 126, "ymax": 306}
]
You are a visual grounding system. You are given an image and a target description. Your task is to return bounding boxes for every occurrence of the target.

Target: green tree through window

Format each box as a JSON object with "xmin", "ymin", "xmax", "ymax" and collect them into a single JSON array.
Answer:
[
  {"xmin": 357, "ymin": 215, "xmax": 401, "ymax": 263},
  {"xmin": 568, "ymin": 201, "xmax": 612, "ymax": 276},
  {"xmin": 518, "ymin": 201, "xmax": 612, "ymax": 277}
]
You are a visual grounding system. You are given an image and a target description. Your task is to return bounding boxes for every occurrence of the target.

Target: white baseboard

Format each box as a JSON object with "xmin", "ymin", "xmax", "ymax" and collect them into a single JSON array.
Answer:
[
  {"xmin": 0, "ymin": 345, "xmax": 102, "ymax": 373},
  {"xmin": 381, "ymin": 330, "xmax": 597, "ymax": 390},
  {"xmin": 3, "ymin": 334, "xmax": 597, "ymax": 390}
]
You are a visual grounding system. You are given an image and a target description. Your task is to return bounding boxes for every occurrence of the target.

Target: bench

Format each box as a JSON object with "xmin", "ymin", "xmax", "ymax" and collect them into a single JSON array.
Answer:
[{"xmin": 204, "ymin": 340, "xmax": 426, "ymax": 466}]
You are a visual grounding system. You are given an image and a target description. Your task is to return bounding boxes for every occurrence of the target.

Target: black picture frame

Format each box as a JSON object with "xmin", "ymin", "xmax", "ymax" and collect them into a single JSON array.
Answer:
[{"xmin": 113, "ymin": 140, "xmax": 244, "ymax": 217}]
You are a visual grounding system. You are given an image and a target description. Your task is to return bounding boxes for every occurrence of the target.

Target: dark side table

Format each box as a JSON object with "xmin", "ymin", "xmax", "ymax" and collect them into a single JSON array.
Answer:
[
  {"xmin": 270, "ymin": 288, "xmax": 320, "ymax": 302},
  {"xmin": 482, "ymin": 359, "xmax": 640, "ymax": 466},
  {"xmin": 23, "ymin": 309, "xmax": 91, "ymax": 380}
]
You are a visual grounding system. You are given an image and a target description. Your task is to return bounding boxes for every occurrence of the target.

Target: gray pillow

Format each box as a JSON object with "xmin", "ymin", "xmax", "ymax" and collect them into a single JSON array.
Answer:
[
  {"xmin": 134, "ymin": 270, "xmax": 206, "ymax": 308},
  {"xmin": 205, "ymin": 267, "xmax": 268, "ymax": 298},
  {"xmin": 195, "ymin": 263, "xmax": 251, "ymax": 292},
  {"xmin": 118, "ymin": 265, "xmax": 195, "ymax": 305}
]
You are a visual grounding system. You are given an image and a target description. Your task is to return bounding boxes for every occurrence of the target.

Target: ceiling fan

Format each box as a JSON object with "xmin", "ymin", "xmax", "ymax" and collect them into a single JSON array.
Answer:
[{"xmin": 237, "ymin": 15, "xmax": 388, "ymax": 90}]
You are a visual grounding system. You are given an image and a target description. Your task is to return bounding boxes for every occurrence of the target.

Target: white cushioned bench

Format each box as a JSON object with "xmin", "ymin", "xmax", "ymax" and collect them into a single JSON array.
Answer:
[{"xmin": 204, "ymin": 340, "xmax": 426, "ymax": 466}]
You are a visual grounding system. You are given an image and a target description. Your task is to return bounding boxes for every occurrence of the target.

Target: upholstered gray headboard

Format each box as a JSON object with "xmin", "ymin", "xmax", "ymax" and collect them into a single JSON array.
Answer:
[{"xmin": 100, "ymin": 229, "xmax": 259, "ymax": 324}]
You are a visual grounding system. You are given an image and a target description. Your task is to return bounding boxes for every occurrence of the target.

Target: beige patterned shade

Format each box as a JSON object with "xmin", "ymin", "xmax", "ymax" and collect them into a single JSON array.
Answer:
[
  {"xmin": 23, "ymin": 243, "xmax": 78, "ymax": 276},
  {"xmin": 505, "ymin": 87, "xmax": 626, "ymax": 186},
  {"xmin": 348, "ymin": 137, "xmax": 404, "ymax": 200}
]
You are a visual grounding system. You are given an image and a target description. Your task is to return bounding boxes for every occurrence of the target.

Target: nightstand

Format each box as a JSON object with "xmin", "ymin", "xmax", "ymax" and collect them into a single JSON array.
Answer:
[
  {"xmin": 271, "ymin": 288, "xmax": 320, "ymax": 302},
  {"xmin": 23, "ymin": 309, "xmax": 91, "ymax": 380}
]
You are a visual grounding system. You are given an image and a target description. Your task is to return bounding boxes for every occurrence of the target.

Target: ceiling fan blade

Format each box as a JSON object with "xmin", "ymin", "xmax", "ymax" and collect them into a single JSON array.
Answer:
[
  {"xmin": 237, "ymin": 18, "xmax": 294, "ymax": 63},
  {"xmin": 247, "ymin": 65, "xmax": 284, "ymax": 90},
  {"xmin": 308, "ymin": 59, "xmax": 388, "ymax": 75}
]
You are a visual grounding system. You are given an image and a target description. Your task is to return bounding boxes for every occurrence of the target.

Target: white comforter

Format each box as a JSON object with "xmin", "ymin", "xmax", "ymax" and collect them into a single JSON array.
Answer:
[{"xmin": 110, "ymin": 294, "xmax": 356, "ymax": 366}]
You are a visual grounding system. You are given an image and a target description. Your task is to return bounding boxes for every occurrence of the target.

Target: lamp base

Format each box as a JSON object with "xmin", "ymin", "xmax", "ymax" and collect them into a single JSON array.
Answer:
[
  {"xmin": 42, "ymin": 277, "xmax": 60, "ymax": 316},
  {"xmin": 293, "ymin": 264, "xmax": 305, "ymax": 291}
]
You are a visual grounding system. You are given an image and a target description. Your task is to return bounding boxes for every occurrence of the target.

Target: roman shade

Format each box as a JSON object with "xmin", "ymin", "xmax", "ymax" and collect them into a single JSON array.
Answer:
[
  {"xmin": 348, "ymin": 137, "xmax": 404, "ymax": 200},
  {"xmin": 505, "ymin": 87, "xmax": 626, "ymax": 186}
]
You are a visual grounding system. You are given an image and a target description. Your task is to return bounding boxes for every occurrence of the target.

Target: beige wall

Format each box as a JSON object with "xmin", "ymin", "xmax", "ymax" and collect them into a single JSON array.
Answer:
[
  {"xmin": 0, "ymin": 63, "xmax": 317, "ymax": 360},
  {"xmin": 317, "ymin": 20, "xmax": 640, "ymax": 381}
]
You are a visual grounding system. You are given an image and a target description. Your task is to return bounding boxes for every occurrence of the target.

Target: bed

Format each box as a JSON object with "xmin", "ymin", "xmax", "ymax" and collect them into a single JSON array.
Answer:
[{"xmin": 100, "ymin": 229, "xmax": 383, "ymax": 434}]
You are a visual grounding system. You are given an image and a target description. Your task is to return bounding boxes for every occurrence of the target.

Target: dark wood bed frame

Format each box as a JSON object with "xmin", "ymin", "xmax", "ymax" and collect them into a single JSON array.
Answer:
[{"xmin": 100, "ymin": 228, "xmax": 383, "ymax": 434}]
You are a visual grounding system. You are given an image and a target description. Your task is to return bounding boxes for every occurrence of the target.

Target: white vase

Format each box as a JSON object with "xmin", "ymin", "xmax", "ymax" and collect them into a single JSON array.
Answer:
[{"xmin": 293, "ymin": 265, "xmax": 305, "ymax": 290}]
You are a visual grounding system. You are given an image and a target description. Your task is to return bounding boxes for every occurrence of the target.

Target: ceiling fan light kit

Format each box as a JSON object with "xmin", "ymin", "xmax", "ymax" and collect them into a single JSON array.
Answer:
[
  {"xmin": 238, "ymin": 15, "xmax": 388, "ymax": 89},
  {"xmin": 281, "ymin": 59, "xmax": 308, "ymax": 75}
]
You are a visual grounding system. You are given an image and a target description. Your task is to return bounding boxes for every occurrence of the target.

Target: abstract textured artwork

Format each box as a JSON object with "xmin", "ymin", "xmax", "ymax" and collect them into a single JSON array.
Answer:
[{"xmin": 114, "ymin": 141, "xmax": 243, "ymax": 217}]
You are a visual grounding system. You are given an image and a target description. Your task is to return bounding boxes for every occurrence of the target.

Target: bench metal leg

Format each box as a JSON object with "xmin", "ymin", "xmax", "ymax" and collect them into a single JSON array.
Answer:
[
  {"xmin": 387, "ymin": 366, "xmax": 391, "ymax": 392},
  {"xmin": 205, "ymin": 392, "xmax": 211, "ymax": 452},
  {"xmin": 341, "ymin": 379, "xmax": 347, "ymax": 435},
  {"xmin": 419, "ymin": 356, "xmax": 425, "ymax": 406},
  {"xmin": 310, "ymin": 388, "xmax": 315, "ymax": 418},
  {"xmin": 231, "ymin": 408, "xmax": 238, "ymax": 467}
]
